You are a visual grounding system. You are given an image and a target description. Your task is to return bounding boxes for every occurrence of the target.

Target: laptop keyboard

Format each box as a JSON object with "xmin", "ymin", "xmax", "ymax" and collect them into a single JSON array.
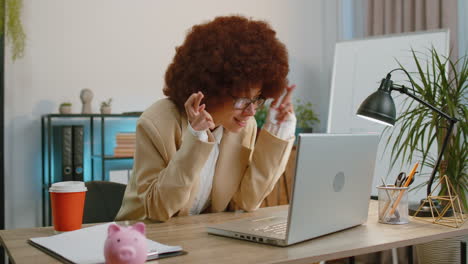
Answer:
[{"xmin": 253, "ymin": 221, "xmax": 287, "ymax": 235}]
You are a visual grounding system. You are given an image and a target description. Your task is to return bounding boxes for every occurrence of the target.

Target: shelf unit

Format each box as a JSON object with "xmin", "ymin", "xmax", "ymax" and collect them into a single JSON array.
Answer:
[{"xmin": 41, "ymin": 113, "xmax": 140, "ymax": 226}]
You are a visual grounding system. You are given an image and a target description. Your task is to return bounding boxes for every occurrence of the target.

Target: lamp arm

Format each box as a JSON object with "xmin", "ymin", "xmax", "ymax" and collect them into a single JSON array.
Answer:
[
  {"xmin": 391, "ymin": 86, "xmax": 457, "ymax": 121},
  {"xmin": 390, "ymin": 85, "xmax": 459, "ymax": 196},
  {"xmin": 386, "ymin": 68, "xmax": 457, "ymax": 122},
  {"xmin": 425, "ymin": 120, "xmax": 457, "ymax": 196}
]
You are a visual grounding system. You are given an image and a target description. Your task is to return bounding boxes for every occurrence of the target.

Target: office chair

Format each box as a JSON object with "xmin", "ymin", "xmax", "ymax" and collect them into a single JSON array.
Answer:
[{"xmin": 83, "ymin": 181, "xmax": 126, "ymax": 224}]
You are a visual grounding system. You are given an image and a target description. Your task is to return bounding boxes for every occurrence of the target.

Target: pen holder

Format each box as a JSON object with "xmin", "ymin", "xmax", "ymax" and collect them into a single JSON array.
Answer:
[{"xmin": 377, "ymin": 185, "xmax": 409, "ymax": 225}]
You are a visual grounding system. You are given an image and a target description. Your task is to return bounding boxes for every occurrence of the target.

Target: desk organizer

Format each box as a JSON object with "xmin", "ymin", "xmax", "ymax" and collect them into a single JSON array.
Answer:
[{"xmin": 377, "ymin": 185, "xmax": 409, "ymax": 224}]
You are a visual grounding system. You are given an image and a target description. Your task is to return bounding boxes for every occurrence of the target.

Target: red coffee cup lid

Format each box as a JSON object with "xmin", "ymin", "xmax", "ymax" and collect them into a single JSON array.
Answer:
[{"xmin": 49, "ymin": 181, "xmax": 87, "ymax": 193}]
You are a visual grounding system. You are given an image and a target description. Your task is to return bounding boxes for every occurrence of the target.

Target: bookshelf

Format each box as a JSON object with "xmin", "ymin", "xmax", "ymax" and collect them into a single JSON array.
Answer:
[{"xmin": 41, "ymin": 113, "xmax": 140, "ymax": 226}]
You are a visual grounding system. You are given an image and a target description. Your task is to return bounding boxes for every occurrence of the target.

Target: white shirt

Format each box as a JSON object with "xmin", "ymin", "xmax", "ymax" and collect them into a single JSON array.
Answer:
[
  {"xmin": 188, "ymin": 125, "xmax": 223, "ymax": 215},
  {"xmin": 188, "ymin": 109, "xmax": 296, "ymax": 215}
]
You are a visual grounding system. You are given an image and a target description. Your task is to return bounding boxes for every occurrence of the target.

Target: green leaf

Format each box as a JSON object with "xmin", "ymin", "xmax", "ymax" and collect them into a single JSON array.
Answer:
[{"xmin": 294, "ymin": 99, "xmax": 319, "ymax": 129}]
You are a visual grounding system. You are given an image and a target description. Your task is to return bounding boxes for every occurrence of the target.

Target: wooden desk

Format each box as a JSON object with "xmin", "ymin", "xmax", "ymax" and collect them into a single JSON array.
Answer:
[{"xmin": 1, "ymin": 201, "xmax": 468, "ymax": 264}]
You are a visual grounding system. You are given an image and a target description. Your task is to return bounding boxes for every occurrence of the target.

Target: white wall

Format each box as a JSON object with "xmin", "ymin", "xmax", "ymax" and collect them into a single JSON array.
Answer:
[
  {"xmin": 459, "ymin": 0, "xmax": 467, "ymax": 63},
  {"xmin": 5, "ymin": 0, "xmax": 341, "ymax": 228}
]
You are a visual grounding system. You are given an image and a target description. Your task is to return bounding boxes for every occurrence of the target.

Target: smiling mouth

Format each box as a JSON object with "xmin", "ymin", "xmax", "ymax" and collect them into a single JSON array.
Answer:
[{"xmin": 234, "ymin": 117, "xmax": 248, "ymax": 127}]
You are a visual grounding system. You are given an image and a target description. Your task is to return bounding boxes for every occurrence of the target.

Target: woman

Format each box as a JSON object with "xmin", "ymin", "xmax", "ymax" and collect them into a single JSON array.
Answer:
[{"xmin": 115, "ymin": 15, "xmax": 296, "ymax": 222}]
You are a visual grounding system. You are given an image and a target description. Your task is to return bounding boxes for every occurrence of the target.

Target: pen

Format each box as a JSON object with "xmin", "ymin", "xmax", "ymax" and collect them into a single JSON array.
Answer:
[{"xmin": 388, "ymin": 161, "xmax": 419, "ymax": 216}]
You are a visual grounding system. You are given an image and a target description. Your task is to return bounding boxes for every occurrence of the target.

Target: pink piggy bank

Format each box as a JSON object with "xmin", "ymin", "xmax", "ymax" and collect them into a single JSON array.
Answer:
[{"xmin": 104, "ymin": 222, "xmax": 148, "ymax": 264}]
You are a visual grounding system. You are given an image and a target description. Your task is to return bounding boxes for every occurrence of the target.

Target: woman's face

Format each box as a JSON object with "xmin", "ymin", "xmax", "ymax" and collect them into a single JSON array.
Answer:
[{"xmin": 210, "ymin": 85, "xmax": 262, "ymax": 133}]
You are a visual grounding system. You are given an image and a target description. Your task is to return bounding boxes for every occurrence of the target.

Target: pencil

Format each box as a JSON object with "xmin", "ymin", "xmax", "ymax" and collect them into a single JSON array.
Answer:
[
  {"xmin": 379, "ymin": 177, "xmax": 400, "ymax": 221},
  {"xmin": 388, "ymin": 161, "xmax": 419, "ymax": 216}
]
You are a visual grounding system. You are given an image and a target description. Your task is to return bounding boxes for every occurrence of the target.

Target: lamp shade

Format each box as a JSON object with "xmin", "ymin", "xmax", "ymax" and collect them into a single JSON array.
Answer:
[{"xmin": 356, "ymin": 89, "xmax": 396, "ymax": 126}]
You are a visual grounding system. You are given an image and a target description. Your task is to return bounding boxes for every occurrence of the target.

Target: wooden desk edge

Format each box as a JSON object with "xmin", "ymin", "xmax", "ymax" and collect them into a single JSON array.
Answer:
[{"xmin": 1, "ymin": 202, "xmax": 468, "ymax": 264}]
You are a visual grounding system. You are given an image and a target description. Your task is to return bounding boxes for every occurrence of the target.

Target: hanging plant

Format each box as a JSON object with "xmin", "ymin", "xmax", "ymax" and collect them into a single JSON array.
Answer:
[{"xmin": 0, "ymin": 0, "xmax": 26, "ymax": 61}]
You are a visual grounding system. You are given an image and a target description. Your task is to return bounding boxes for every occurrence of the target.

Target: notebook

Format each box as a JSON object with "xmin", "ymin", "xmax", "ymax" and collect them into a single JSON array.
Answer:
[{"xmin": 29, "ymin": 223, "xmax": 185, "ymax": 264}]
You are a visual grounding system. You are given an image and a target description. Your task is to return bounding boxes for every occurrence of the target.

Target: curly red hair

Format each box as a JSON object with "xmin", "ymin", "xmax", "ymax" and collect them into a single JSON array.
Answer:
[{"xmin": 164, "ymin": 15, "xmax": 289, "ymax": 111}]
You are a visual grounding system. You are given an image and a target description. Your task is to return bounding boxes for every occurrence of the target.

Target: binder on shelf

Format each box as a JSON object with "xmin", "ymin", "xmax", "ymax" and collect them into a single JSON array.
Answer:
[
  {"xmin": 52, "ymin": 126, "xmax": 62, "ymax": 183},
  {"xmin": 62, "ymin": 126, "xmax": 73, "ymax": 181},
  {"xmin": 52, "ymin": 125, "xmax": 74, "ymax": 182},
  {"xmin": 72, "ymin": 125, "xmax": 84, "ymax": 181}
]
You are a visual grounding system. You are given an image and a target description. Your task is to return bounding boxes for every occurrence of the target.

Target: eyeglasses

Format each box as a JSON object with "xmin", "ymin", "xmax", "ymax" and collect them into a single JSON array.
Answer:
[{"xmin": 232, "ymin": 95, "xmax": 266, "ymax": 110}]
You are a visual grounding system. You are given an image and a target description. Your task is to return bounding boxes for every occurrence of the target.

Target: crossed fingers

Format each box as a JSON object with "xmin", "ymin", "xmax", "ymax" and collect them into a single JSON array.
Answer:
[
  {"xmin": 184, "ymin": 92, "xmax": 215, "ymax": 131},
  {"xmin": 271, "ymin": 84, "xmax": 296, "ymax": 124}
]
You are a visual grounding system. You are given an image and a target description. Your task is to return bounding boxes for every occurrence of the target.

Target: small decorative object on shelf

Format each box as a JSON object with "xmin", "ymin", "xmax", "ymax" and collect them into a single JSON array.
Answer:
[
  {"xmin": 100, "ymin": 98, "xmax": 112, "ymax": 114},
  {"xmin": 59, "ymin": 102, "xmax": 72, "ymax": 114},
  {"xmin": 80, "ymin": 88, "xmax": 94, "ymax": 114}
]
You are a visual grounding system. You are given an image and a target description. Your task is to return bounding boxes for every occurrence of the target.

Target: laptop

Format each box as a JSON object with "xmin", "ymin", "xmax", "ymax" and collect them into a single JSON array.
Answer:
[{"xmin": 207, "ymin": 133, "xmax": 380, "ymax": 246}]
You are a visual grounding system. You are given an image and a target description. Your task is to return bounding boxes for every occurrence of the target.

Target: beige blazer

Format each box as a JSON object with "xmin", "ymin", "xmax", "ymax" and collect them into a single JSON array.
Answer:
[{"xmin": 115, "ymin": 98, "xmax": 294, "ymax": 222}]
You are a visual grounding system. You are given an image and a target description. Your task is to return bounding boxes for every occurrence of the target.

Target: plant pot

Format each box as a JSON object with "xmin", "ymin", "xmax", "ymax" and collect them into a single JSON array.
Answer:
[
  {"xmin": 100, "ymin": 106, "xmax": 111, "ymax": 114},
  {"xmin": 59, "ymin": 105, "xmax": 72, "ymax": 114},
  {"xmin": 416, "ymin": 236, "xmax": 466, "ymax": 264},
  {"xmin": 295, "ymin": 127, "xmax": 313, "ymax": 136}
]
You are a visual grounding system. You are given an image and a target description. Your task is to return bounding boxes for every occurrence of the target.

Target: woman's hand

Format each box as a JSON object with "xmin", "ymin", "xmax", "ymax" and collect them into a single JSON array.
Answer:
[
  {"xmin": 184, "ymin": 92, "xmax": 215, "ymax": 131},
  {"xmin": 271, "ymin": 84, "xmax": 296, "ymax": 124}
]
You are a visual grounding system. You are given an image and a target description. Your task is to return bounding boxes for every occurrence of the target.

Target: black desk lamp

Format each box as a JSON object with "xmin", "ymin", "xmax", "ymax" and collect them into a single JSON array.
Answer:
[{"xmin": 356, "ymin": 68, "xmax": 459, "ymax": 217}]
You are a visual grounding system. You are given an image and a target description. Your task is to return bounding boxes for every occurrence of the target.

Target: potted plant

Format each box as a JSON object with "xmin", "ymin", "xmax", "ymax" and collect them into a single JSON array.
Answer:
[
  {"xmin": 100, "ymin": 98, "xmax": 112, "ymax": 114},
  {"xmin": 59, "ymin": 102, "xmax": 72, "ymax": 114},
  {"xmin": 384, "ymin": 48, "xmax": 467, "ymax": 263},
  {"xmin": 385, "ymin": 48, "xmax": 467, "ymax": 208},
  {"xmin": 294, "ymin": 99, "xmax": 319, "ymax": 134}
]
